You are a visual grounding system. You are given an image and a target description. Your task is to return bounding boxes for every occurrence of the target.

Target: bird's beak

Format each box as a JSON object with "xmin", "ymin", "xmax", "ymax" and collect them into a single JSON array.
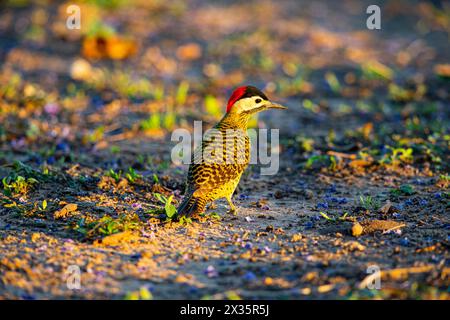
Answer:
[
  {"xmin": 267, "ymin": 102, "xmax": 288, "ymax": 110},
  {"xmin": 247, "ymin": 101, "xmax": 288, "ymax": 115}
]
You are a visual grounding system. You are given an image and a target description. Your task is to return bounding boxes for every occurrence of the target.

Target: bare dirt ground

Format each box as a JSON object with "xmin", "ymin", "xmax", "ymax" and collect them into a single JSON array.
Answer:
[{"xmin": 0, "ymin": 0, "xmax": 449, "ymax": 299}]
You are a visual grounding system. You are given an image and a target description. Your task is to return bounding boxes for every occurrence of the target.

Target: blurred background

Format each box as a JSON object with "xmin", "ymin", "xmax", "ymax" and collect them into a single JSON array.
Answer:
[{"xmin": 0, "ymin": 0, "xmax": 448, "ymax": 144}]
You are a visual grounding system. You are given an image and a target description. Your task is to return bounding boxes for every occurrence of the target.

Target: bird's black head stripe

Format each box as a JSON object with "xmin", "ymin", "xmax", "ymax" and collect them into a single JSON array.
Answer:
[{"xmin": 242, "ymin": 86, "xmax": 269, "ymax": 101}]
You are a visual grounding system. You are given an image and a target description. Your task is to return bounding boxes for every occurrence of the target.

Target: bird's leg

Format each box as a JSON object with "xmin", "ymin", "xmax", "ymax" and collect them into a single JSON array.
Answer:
[
  {"xmin": 207, "ymin": 202, "xmax": 217, "ymax": 210},
  {"xmin": 226, "ymin": 196, "xmax": 237, "ymax": 215}
]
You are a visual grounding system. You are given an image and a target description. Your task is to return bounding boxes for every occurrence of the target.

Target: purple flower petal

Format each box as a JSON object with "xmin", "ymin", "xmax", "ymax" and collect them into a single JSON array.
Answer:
[
  {"xmin": 243, "ymin": 272, "xmax": 257, "ymax": 281},
  {"xmin": 204, "ymin": 265, "xmax": 218, "ymax": 278}
]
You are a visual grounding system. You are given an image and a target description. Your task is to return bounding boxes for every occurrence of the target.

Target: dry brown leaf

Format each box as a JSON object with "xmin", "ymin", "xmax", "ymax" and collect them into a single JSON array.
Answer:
[
  {"xmin": 176, "ymin": 43, "xmax": 202, "ymax": 61},
  {"xmin": 106, "ymin": 37, "xmax": 138, "ymax": 60},
  {"xmin": 359, "ymin": 122, "xmax": 373, "ymax": 139},
  {"xmin": 291, "ymin": 233, "xmax": 303, "ymax": 242},
  {"xmin": 379, "ymin": 200, "xmax": 392, "ymax": 214},
  {"xmin": 54, "ymin": 203, "xmax": 78, "ymax": 219},
  {"xmin": 351, "ymin": 220, "xmax": 405, "ymax": 237},
  {"xmin": 342, "ymin": 240, "xmax": 365, "ymax": 251},
  {"xmin": 82, "ymin": 36, "xmax": 137, "ymax": 60},
  {"xmin": 434, "ymin": 64, "xmax": 450, "ymax": 78},
  {"xmin": 351, "ymin": 222, "xmax": 364, "ymax": 237},
  {"xmin": 317, "ymin": 284, "xmax": 335, "ymax": 293},
  {"xmin": 349, "ymin": 159, "xmax": 372, "ymax": 168},
  {"xmin": 94, "ymin": 231, "xmax": 139, "ymax": 246}
]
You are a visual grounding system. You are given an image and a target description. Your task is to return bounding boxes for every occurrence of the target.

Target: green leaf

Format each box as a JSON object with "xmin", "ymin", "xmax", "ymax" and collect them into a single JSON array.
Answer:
[
  {"xmin": 2, "ymin": 177, "xmax": 10, "ymax": 188},
  {"xmin": 139, "ymin": 287, "xmax": 153, "ymax": 300},
  {"xmin": 179, "ymin": 216, "xmax": 192, "ymax": 225},
  {"xmin": 320, "ymin": 211, "xmax": 333, "ymax": 221},
  {"xmin": 399, "ymin": 184, "xmax": 415, "ymax": 195},
  {"xmin": 204, "ymin": 95, "xmax": 221, "ymax": 118},
  {"xmin": 340, "ymin": 212, "xmax": 349, "ymax": 220},
  {"xmin": 154, "ymin": 193, "xmax": 167, "ymax": 204},
  {"xmin": 165, "ymin": 195, "xmax": 177, "ymax": 218},
  {"xmin": 208, "ymin": 212, "xmax": 221, "ymax": 220},
  {"xmin": 176, "ymin": 81, "xmax": 189, "ymax": 105}
]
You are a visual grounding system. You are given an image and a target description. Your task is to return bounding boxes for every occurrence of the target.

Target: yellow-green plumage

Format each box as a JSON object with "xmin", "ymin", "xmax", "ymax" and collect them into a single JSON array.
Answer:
[{"xmin": 177, "ymin": 113, "xmax": 250, "ymax": 216}]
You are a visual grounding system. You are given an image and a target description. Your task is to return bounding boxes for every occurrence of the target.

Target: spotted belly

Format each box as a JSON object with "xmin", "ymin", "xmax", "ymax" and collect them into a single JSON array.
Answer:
[{"xmin": 203, "ymin": 171, "xmax": 243, "ymax": 202}]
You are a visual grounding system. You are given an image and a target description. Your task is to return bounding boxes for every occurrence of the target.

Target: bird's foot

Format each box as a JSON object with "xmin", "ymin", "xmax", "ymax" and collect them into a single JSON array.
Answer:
[
  {"xmin": 226, "ymin": 197, "xmax": 237, "ymax": 215},
  {"xmin": 208, "ymin": 203, "xmax": 218, "ymax": 210}
]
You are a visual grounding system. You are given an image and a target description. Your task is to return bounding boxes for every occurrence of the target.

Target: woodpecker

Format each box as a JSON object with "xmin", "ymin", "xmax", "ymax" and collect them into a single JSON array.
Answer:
[{"xmin": 177, "ymin": 85, "xmax": 287, "ymax": 217}]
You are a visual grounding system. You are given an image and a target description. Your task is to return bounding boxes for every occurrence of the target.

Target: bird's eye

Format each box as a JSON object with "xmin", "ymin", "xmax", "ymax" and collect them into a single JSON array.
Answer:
[{"xmin": 255, "ymin": 98, "xmax": 262, "ymax": 103}]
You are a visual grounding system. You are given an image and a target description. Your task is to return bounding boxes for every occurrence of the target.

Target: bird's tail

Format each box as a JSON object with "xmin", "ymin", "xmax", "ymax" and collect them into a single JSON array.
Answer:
[{"xmin": 177, "ymin": 193, "xmax": 207, "ymax": 217}]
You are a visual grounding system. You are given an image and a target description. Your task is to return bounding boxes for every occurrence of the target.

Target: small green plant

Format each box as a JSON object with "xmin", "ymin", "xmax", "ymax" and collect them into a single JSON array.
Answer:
[
  {"xmin": 305, "ymin": 155, "xmax": 326, "ymax": 169},
  {"xmin": 107, "ymin": 169, "xmax": 122, "ymax": 182},
  {"xmin": 124, "ymin": 287, "xmax": 153, "ymax": 300},
  {"xmin": 324, "ymin": 72, "xmax": 341, "ymax": 93},
  {"xmin": 75, "ymin": 214, "xmax": 140, "ymax": 238},
  {"xmin": 137, "ymin": 154, "xmax": 145, "ymax": 165},
  {"xmin": 361, "ymin": 60, "xmax": 393, "ymax": 81},
  {"xmin": 41, "ymin": 166, "xmax": 50, "ymax": 175},
  {"xmin": 175, "ymin": 80, "xmax": 189, "ymax": 106},
  {"xmin": 152, "ymin": 84, "xmax": 165, "ymax": 101},
  {"xmin": 319, "ymin": 211, "xmax": 333, "ymax": 221},
  {"xmin": 125, "ymin": 167, "xmax": 142, "ymax": 183},
  {"xmin": 329, "ymin": 155, "xmax": 337, "ymax": 171},
  {"xmin": 38, "ymin": 199, "xmax": 48, "ymax": 211},
  {"xmin": 87, "ymin": 126, "xmax": 105, "ymax": 143},
  {"xmin": 359, "ymin": 195, "xmax": 381, "ymax": 211},
  {"xmin": 179, "ymin": 216, "xmax": 192, "ymax": 225},
  {"xmin": 296, "ymin": 136, "xmax": 315, "ymax": 152},
  {"xmin": 199, "ymin": 211, "xmax": 221, "ymax": 221},
  {"xmin": 302, "ymin": 99, "xmax": 320, "ymax": 113},
  {"xmin": 140, "ymin": 113, "xmax": 161, "ymax": 130},
  {"xmin": 154, "ymin": 193, "xmax": 177, "ymax": 219},
  {"xmin": 2, "ymin": 175, "xmax": 38, "ymax": 196},
  {"xmin": 208, "ymin": 212, "xmax": 221, "ymax": 220},
  {"xmin": 390, "ymin": 184, "xmax": 415, "ymax": 196},
  {"xmin": 388, "ymin": 84, "xmax": 411, "ymax": 101},
  {"xmin": 10, "ymin": 161, "xmax": 44, "ymax": 179},
  {"xmin": 98, "ymin": 217, "xmax": 120, "ymax": 235},
  {"xmin": 418, "ymin": 141, "xmax": 443, "ymax": 165},
  {"xmin": 110, "ymin": 71, "xmax": 153, "ymax": 99},
  {"xmin": 201, "ymin": 290, "xmax": 242, "ymax": 300},
  {"xmin": 204, "ymin": 95, "xmax": 222, "ymax": 118},
  {"xmin": 26, "ymin": 122, "xmax": 40, "ymax": 139},
  {"xmin": 38, "ymin": 145, "xmax": 56, "ymax": 159},
  {"xmin": 380, "ymin": 147, "xmax": 413, "ymax": 166},
  {"xmin": 75, "ymin": 216, "xmax": 118, "ymax": 236},
  {"xmin": 304, "ymin": 155, "xmax": 337, "ymax": 171},
  {"xmin": 110, "ymin": 146, "xmax": 121, "ymax": 154},
  {"xmin": 86, "ymin": 20, "xmax": 116, "ymax": 37},
  {"xmin": 319, "ymin": 211, "xmax": 349, "ymax": 222},
  {"xmin": 157, "ymin": 160, "xmax": 170, "ymax": 171},
  {"xmin": 163, "ymin": 111, "xmax": 176, "ymax": 130},
  {"xmin": 147, "ymin": 193, "xmax": 178, "ymax": 221}
]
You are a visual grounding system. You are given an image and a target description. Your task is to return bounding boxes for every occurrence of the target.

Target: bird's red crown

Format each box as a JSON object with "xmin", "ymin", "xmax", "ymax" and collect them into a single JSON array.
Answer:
[{"xmin": 226, "ymin": 86, "xmax": 247, "ymax": 113}]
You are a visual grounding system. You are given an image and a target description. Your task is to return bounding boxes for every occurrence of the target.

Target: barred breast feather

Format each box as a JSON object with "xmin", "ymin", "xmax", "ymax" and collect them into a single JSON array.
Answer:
[{"xmin": 177, "ymin": 119, "xmax": 250, "ymax": 216}]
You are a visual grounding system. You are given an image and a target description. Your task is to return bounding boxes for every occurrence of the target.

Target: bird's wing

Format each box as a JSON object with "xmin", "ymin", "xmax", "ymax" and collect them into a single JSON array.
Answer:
[{"xmin": 186, "ymin": 131, "xmax": 249, "ymax": 193}]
